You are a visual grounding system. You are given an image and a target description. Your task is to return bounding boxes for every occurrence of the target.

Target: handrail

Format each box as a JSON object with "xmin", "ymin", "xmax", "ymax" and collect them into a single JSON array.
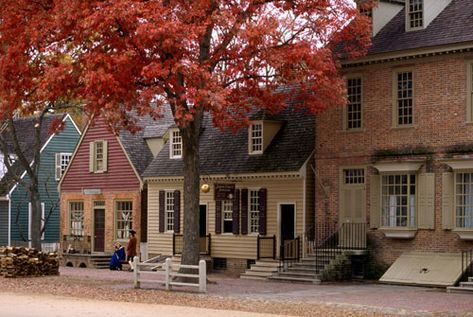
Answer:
[
  {"xmin": 462, "ymin": 249, "xmax": 473, "ymax": 281},
  {"xmin": 257, "ymin": 235, "xmax": 276, "ymax": 260},
  {"xmin": 279, "ymin": 236, "xmax": 301, "ymax": 271}
]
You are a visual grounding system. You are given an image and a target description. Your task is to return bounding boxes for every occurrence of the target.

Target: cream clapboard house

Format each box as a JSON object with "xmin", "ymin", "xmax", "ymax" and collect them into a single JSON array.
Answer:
[{"xmin": 143, "ymin": 108, "xmax": 315, "ymax": 273}]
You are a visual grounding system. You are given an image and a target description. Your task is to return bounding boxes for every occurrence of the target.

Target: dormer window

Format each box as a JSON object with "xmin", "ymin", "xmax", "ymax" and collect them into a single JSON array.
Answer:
[
  {"xmin": 170, "ymin": 129, "xmax": 182, "ymax": 159},
  {"xmin": 249, "ymin": 122, "xmax": 263, "ymax": 154},
  {"xmin": 407, "ymin": 0, "xmax": 423, "ymax": 30}
]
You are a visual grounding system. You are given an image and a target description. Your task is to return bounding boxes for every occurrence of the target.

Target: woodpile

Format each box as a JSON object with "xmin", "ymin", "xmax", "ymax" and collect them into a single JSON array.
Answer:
[{"xmin": 0, "ymin": 246, "xmax": 59, "ymax": 278}]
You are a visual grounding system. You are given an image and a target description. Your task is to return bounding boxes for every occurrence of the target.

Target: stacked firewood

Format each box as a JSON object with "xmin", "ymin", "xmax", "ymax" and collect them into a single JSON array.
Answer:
[{"xmin": 0, "ymin": 246, "xmax": 59, "ymax": 278}]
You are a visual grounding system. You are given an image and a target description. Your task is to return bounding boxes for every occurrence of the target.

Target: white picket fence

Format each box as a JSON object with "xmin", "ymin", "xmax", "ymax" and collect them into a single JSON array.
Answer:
[{"xmin": 132, "ymin": 256, "xmax": 207, "ymax": 293}]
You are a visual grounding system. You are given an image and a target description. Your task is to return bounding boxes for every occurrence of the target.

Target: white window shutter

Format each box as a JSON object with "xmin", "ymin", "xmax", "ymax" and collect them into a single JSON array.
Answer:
[
  {"xmin": 369, "ymin": 175, "xmax": 381, "ymax": 229},
  {"xmin": 89, "ymin": 142, "xmax": 94, "ymax": 172},
  {"xmin": 417, "ymin": 173, "xmax": 435, "ymax": 229},
  {"xmin": 442, "ymin": 173, "xmax": 454, "ymax": 230},
  {"xmin": 102, "ymin": 140, "xmax": 108, "ymax": 172},
  {"xmin": 55, "ymin": 153, "xmax": 62, "ymax": 180}
]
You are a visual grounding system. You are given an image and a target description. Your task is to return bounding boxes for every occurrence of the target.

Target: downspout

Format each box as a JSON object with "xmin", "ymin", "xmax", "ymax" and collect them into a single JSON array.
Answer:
[{"xmin": 7, "ymin": 195, "xmax": 11, "ymax": 246}]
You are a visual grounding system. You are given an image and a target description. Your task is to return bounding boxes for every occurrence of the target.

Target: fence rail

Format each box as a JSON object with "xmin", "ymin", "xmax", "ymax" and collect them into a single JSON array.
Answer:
[
  {"xmin": 257, "ymin": 235, "xmax": 276, "ymax": 260},
  {"xmin": 462, "ymin": 249, "xmax": 473, "ymax": 280},
  {"xmin": 173, "ymin": 233, "xmax": 211, "ymax": 256},
  {"xmin": 132, "ymin": 257, "xmax": 207, "ymax": 293}
]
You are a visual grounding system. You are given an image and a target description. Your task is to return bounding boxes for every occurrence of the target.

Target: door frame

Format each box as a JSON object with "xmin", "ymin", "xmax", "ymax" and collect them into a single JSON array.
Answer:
[
  {"xmin": 277, "ymin": 202, "xmax": 297, "ymax": 255},
  {"xmin": 199, "ymin": 203, "xmax": 208, "ymax": 236},
  {"xmin": 92, "ymin": 201, "xmax": 106, "ymax": 253}
]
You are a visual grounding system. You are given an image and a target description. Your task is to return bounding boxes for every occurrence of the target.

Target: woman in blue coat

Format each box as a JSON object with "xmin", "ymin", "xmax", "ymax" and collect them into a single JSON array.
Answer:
[{"xmin": 109, "ymin": 242, "xmax": 126, "ymax": 270}]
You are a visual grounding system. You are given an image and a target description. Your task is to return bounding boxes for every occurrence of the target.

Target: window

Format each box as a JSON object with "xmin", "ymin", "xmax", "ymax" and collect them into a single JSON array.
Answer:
[
  {"xmin": 222, "ymin": 200, "xmax": 233, "ymax": 233},
  {"xmin": 170, "ymin": 129, "xmax": 182, "ymax": 159},
  {"xmin": 69, "ymin": 201, "xmax": 84, "ymax": 237},
  {"xmin": 89, "ymin": 140, "xmax": 107, "ymax": 173},
  {"xmin": 344, "ymin": 168, "xmax": 365, "ymax": 184},
  {"xmin": 249, "ymin": 123, "xmax": 263, "ymax": 154},
  {"xmin": 28, "ymin": 202, "xmax": 45, "ymax": 240},
  {"xmin": 395, "ymin": 71, "xmax": 413, "ymax": 126},
  {"xmin": 249, "ymin": 190, "xmax": 260, "ymax": 233},
  {"xmin": 165, "ymin": 191, "xmax": 174, "ymax": 231},
  {"xmin": 381, "ymin": 174, "xmax": 416, "ymax": 227},
  {"xmin": 115, "ymin": 201, "xmax": 133, "ymax": 239},
  {"xmin": 455, "ymin": 173, "xmax": 473, "ymax": 228},
  {"xmin": 407, "ymin": 0, "xmax": 423, "ymax": 30},
  {"xmin": 55, "ymin": 153, "xmax": 72, "ymax": 180},
  {"xmin": 346, "ymin": 77, "xmax": 362, "ymax": 130}
]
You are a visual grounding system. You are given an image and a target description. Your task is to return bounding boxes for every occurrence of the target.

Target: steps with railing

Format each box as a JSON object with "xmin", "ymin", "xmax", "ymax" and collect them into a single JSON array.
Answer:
[{"xmin": 447, "ymin": 249, "xmax": 473, "ymax": 294}]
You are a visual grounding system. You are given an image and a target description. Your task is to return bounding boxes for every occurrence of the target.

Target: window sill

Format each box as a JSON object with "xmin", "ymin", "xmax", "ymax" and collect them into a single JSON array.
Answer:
[
  {"xmin": 343, "ymin": 128, "xmax": 365, "ymax": 133},
  {"xmin": 391, "ymin": 124, "xmax": 416, "ymax": 130},
  {"xmin": 380, "ymin": 227, "xmax": 417, "ymax": 239},
  {"xmin": 453, "ymin": 229, "xmax": 473, "ymax": 240}
]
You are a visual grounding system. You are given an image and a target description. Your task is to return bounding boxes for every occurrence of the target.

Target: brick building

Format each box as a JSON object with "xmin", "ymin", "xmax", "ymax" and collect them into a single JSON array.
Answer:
[{"xmin": 315, "ymin": 0, "xmax": 473, "ymax": 277}]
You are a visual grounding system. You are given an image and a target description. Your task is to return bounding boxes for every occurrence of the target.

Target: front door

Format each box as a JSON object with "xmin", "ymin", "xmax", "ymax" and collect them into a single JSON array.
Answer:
[
  {"xmin": 280, "ymin": 204, "xmax": 295, "ymax": 243},
  {"xmin": 93, "ymin": 208, "xmax": 105, "ymax": 253},
  {"xmin": 199, "ymin": 205, "xmax": 207, "ymax": 253}
]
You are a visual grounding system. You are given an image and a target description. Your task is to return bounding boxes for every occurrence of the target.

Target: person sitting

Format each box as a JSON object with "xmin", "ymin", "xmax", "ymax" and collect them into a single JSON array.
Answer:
[{"xmin": 109, "ymin": 242, "xmax": 126, "ymax": 270}]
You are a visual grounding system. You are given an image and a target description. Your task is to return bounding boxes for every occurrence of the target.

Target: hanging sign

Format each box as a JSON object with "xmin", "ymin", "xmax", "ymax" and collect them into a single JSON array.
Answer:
[{"xmin": 214, "ymin": 183, "xmax": 235, "ymax": 200}]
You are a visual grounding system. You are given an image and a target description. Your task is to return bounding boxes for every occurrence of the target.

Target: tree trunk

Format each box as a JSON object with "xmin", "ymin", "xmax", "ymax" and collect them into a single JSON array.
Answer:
[
  {"xmin": 29, "ymin": 186, "xmax": 42, "ymax": 250},
  {"xmin": 180, "ymin": 111, "xmax": 204, "ymax": 266}
]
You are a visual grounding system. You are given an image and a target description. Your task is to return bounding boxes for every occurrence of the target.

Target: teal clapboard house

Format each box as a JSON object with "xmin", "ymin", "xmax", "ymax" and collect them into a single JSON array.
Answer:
[{"xmin": 0, "ymin": 114, "xmax": 81, "ymax": 250}]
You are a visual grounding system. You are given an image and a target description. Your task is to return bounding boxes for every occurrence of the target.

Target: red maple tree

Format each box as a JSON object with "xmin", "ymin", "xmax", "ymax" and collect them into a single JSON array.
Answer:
[{"xmin": 1, "ymin": 0, "xmax": 371, "ymax": 260}]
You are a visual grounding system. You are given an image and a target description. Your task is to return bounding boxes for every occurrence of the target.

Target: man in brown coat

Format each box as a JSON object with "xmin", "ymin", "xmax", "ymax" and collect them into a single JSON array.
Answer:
[{"xmin": 126, "ymin": 229, "xmax": 137, "ymax": 271}]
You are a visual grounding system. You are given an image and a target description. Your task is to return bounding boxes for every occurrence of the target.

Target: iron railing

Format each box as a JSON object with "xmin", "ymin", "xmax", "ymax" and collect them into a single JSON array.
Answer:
[
  {"xmin": 279, "ymin": 236, "xmax": 301, "ymax": 270},
  {"xmin": 172, "ymin": 233, "xmax": 211, "ymax": 256},
  {"xmin": 462, "ymin": 249, "xmax": 473, "ymax": 281},
  {"xmin": 314, "ymin": 222, "xmax": 367, "ymax": 275},
  {"xmin": 257, "ymin": 235, "xmax": 276, "ymax": 260}
]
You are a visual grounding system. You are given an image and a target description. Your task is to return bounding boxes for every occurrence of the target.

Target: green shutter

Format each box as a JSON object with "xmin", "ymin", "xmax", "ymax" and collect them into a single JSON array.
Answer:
[
  {"xmin": 370, "ymin": 175, "xmax": 380, "ymax": 228},
  {"xmin": 417, "ymin": 173, "xmax": 435, "ymax": 229},
  {"xmin": 442, "ymin": 173, "xmax": 454, "ymax": 230}
]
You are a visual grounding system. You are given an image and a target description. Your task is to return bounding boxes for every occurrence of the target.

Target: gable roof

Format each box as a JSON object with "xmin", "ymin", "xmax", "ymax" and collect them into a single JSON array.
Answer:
[
  {"xmin": 0, "ymin": 113, "xmax": 68, "ymax": 195},
  {"xmin": 143, "ymin": 107, "xmax": 315, "ymax": 178},
  {"xmin": 369, "ymin": 0, "xmax": 473, "ymax": 56}
]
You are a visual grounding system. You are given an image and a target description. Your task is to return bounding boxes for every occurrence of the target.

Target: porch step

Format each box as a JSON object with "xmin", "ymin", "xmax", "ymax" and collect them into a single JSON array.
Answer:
[
  {"xmin": 240, "ymin": 260, "xmax": 281, "ymax": 280},
  {"xmin": 90, "ymin": 255, "xmax": 112, "ymax": 269},
  {"xmin": 268, "ymin": 275, "xmax": 321, "ymax": 284},
  {"xmin": 447, "ymin": 286, "xmax": 473, "ymax": 294}
]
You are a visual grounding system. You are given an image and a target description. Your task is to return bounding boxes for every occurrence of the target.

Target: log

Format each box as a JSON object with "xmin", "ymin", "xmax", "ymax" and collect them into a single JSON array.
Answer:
[{"xmin": 0, "ymin": 246, "xmax": 59, "ymax": 278}]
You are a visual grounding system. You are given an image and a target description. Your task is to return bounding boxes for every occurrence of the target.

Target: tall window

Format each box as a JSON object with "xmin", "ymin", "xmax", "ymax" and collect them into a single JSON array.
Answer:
[
  {"xmin": 165, "ymin": 191, "xmax": 175, "ymax": 231},
  {"xmin": 344, "ymin": 168, "xmax": 365, "ymax": 185},
  {"xmin": 69, "ymin": 201, "xmax": 84, "ymax": 237},
  {"xmin": 249, "ymin": 190, "xmax": 260, "ymax": 233},
  {"xmin": 55, "ymin": 153, "xmax": 72, "ymax": 180},
  {"xmin": 455, "ymin": 173, "xmax": 473, "ymax": 228},
  {"xmin": 395, "ymin": 71, "xmax": 413, "ymax": 126},
  {"xmin": 346, "ymin": 77, "xmax": 362, "ymax": 130},
  {"xmin": 249, "ymin": 123, "xmax": 263, "ymax": 154},
  {"xmin": 381, "ymin": 174, "xmax": 416, "ymax": 227},
  {"xmin": 170, "ymin": 130, "xmax": 182, "ymax": 159},
  {"xmin": 407, "ymin": 0, "xmax": 423, "ymax": 30},
  {"xmin": 115, "ymin": 201, "xmax": 133, "ymax": 239},
  {"xmin": 222, "ymin": 200, "xmax": 233, "ymax": 233},
  {"xmin": 90, "ymin": 140, "xmax": 107, "ymax": 173}
]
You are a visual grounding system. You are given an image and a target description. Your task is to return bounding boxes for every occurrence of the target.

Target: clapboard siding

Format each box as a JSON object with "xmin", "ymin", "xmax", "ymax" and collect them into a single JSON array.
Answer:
[
  {"xmin": 61, "ymin": 116, "xmax": 140, "ymax": 192},
  {"xmin": 147, "ymin": 177, "xmax": 305, "ymax": 259},
  {"xmin": 9, "ymin": 116, "xmax": 80, "ymax": 244}
]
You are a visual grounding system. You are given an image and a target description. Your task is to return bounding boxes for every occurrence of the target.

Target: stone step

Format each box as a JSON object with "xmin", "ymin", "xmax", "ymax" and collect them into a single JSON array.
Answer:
[
  {"xmin": 248, "ymin": 266, "xmax": 279, "ymax": 273},
  {"xmin": 241, "ymin": 270, "xmax": 274, "ymax": 277},
  {"xmin": 460, "ymin": 281, "xmax": 473, "ymax": 287},
  {"xmin": 447, "ymin": 286, "xmax": 473, "ymax": 294},
  {"xmin": 240, "ymin": 274, "xmax": 269, "ymax": 281},
  {"xmin": 253, "ymin": 260, "xmax": 281, "ymax": 268},
  {"xmin": 469, "ymin": 276, "xmax": 473, "ymax": 282},
  {"xmin": 277, "ymin": 272, "xmax": 318, "ymax": 279},
  {"xmin": 268, "ymin": 275, "xmax": 321, "ymax": 284}
]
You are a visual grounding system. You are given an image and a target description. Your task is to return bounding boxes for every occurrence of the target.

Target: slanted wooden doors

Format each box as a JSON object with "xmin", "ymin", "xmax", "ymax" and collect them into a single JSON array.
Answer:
[
  {"xmin": 93, "ymin": 201, "xmax": 105, "ymax": 253},
  {"xmin": 339, "ymin": 168, "xmax": 366, "ymax": 248}
]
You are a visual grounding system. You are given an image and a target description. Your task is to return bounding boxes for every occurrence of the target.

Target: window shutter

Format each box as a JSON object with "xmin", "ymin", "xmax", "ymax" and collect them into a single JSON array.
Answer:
[
  {"xmin": 89, "ymin": 142, "xmax": 94, "ymax": 172},
  {"xmin": 55, "ymin": 153, "xmax": 62, "ymax": 181},
  {"xmin": 173, "ymin": 190, "xmax": 181, "ymax": 233},
  {"xmin": 370, "ymin": 175, "xmax": 381, "ymax": 229},
  {"xmin": 240, "ymin": 189, "xmax": 248, "ymax": 235},
  {"xmin": 417, "ymin": 173, "xmax": 435, "ymax": 229},
  {"xmin": 158, "ymin": 190, "xmax": 165, "ymax": 233},
  {"xmin": 232, "ymin": 189, "xmax": 240, "ymax": 235},
  {"xmin": 215, "ymin": 200, "xmax": 222, "ymax": 234},
  {"xmin": 258, "ymin": 188, "xmax": 267, "ymax": 235},
  {"xmin": 442, "ymin": 172, "xmax": 454, "ymax": 230},
  {"xmin": 102, "ymin": 140, "xmax": 108, "ymax": 172}
]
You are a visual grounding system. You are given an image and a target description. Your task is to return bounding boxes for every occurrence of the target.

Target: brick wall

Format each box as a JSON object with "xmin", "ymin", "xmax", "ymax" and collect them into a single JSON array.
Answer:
[{"xmin": 315, "ymin": 52, "xmax": 473, "ymax": 266}]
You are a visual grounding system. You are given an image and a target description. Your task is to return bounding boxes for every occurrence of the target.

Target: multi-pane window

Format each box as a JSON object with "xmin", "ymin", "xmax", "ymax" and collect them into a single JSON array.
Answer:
[
  {"xmin": 90, "ymin": 140, "xmax": 107, "ymax": 173},
  {"xmin": 69, "ymin": 201, "xmax": 84, "ymax": 237},
  {"xmin": 115, "ymin": 201, "xmax": 133, "ymax": 239},
  {"xmin": 396, "ymin": 71, "xmax": 413, "ymax": 126},
  {"xmin": 344, "ymin": 169, "xmax": 365, "ymax": 184},
  {"xmin": 455, "ymin": 173, "xmax": 473, "ymax": 228},
  {"xmin": 381, "ymin": 174, "xmax": 416, "ymax": 227},
  {"xmin": 55, "ymin": 153, "xmax": 72, "ymax": 180},
  {"xmin": 165, "ymin": 191, "xmax": 175, "ymax": 231},
  {"xmin": 222, "ymin": 200, "xmax": 233, "ymax": 233},
  {"xmin": 249, "ymin": 190, "xmax": 260, "ymax": 233},
  {"xmin": 346, "ymin": 77, "xmax": 362, "ymax": 130},
  {"xmin": 170, "ymin": 130, "xmax": 182, "ymax": 159},
  {"xmin": 249, "ymin": 123, "xmax": 263, "ymax": 154},
  {"xmin": 94, "ymin": 141, "xmax": 104, "ymax": 171},
  {"xmin": 408, "ymin": 0, "xmax": 423, "ymax": 29}
]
